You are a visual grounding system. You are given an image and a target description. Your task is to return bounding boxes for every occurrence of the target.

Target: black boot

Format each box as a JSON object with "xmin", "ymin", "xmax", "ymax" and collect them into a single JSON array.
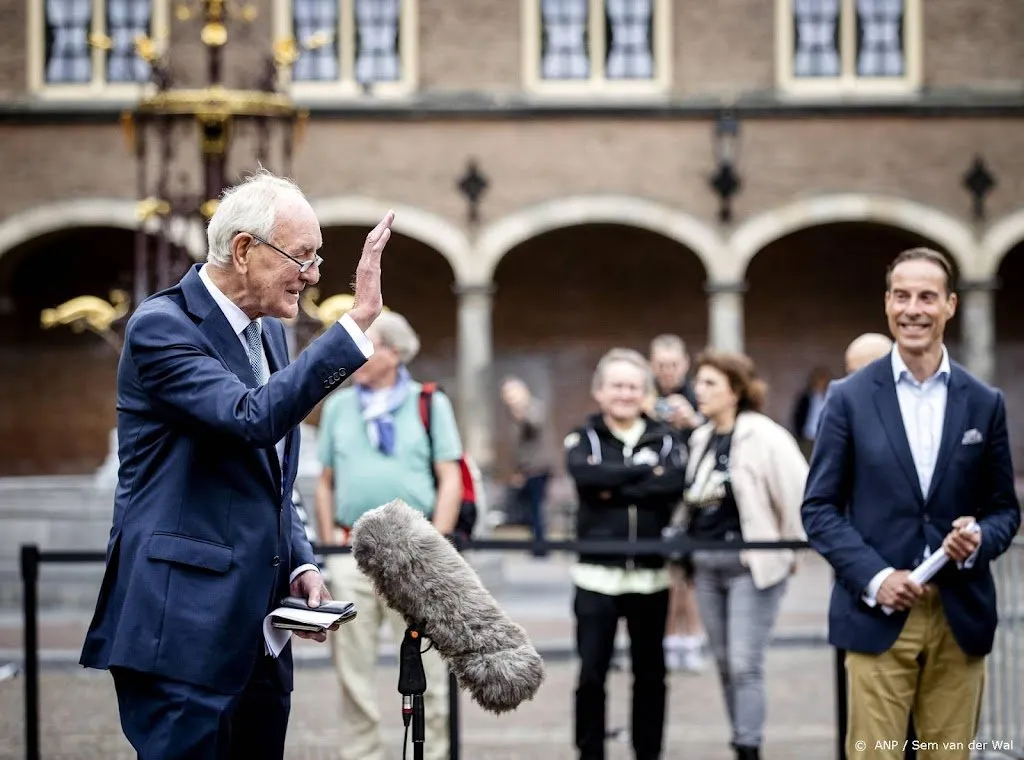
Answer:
[{"xmin": 734, "ymin": 746, "xmax": 760, "ymax": 760}]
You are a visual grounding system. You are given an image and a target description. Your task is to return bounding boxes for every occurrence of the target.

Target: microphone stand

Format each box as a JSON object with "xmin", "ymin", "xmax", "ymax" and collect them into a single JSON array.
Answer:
[{"xmin": 397, "ymin": 624, "xmax": 428, "ymax": 760}]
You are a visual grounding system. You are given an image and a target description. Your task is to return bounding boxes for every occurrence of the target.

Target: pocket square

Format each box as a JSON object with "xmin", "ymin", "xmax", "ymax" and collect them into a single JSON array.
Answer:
[{"xmin": 961, "ymin": 428, "xmax": 983, "ymax": 445}]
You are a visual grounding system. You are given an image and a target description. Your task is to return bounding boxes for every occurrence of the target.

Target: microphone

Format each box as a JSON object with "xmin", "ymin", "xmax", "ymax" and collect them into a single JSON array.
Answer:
[{"xmin": 351, "ymin": 499, "xmax": 546, "ymax": 714}]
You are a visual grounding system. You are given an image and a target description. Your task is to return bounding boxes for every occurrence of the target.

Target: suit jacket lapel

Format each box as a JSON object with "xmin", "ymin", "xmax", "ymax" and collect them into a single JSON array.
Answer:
[
  {"xmin": 179, "ymin": 265, "xmax": 278, "ymax": 489},
  {"xmin": 872, "ymin": 362, "xmax": 925, "ymax": 504},
  {"xmin": 180, "ymin": 265, "xmax": 261, "ymax": 389},
  {"xmin": 925, "ymin": 365, "xmax": 969, "ymax": 504},
  {"xmin": 263, "ymin": 318, "xmax": 287, "ymax": 375}
]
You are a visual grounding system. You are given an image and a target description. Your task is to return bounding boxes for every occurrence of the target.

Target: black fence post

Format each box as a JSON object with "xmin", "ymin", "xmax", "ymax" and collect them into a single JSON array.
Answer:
[
  {"xmin": 449, "ymin": 669, "xmax": 460, "ymax": 760},
  {"xmin": 835, "ymin": 647, "xmax": 847, "ymax": 760},
  {"xmin": 21, "ymin": 544, "xmax": 40, "ymax": 760}
]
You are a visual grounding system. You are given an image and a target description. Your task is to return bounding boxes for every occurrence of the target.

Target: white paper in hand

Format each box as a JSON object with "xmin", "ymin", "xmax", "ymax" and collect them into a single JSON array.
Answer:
[
  {"xmin": 262, "ymin": 604, "xmax": 356, "ymax": 658},
  {"xmin": 881, "ymin": 523, "xmax": 980, "ymax": 615}
]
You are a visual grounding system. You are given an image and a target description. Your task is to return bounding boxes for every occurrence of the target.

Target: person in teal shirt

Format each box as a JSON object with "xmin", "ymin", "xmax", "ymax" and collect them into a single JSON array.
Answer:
[{"xmin": 314, "ymin": 309, "xmax": 462, "ymax": 760}]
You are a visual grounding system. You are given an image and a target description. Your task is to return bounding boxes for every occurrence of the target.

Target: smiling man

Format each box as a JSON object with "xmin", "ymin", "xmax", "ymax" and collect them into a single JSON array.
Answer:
[
  {"xmin": 80, "ymin": 170, "xmax": 394, "ymax": 760},
  {"xmin": 565, "ymin": 348, "xmax": 688, "ymax": 760},
  {"xmin": 801, "ymin": 247, "xmax": 1021, "ymax": 760}
]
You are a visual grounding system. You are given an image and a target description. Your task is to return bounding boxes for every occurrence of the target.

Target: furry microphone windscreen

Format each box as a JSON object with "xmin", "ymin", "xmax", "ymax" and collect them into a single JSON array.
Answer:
[{"xmin": 351, "ymin": 499, "xmax": 546, "ymax": 714}]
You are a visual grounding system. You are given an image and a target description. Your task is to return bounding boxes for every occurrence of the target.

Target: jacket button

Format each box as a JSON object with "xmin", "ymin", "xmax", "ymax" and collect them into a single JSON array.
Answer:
[
  {"xmin": 923, "ymin": 515, "xmax": 931, "ymax": 523},
  {"xmin": 271, "ymin": 555, "xmax": 281, "ymax": 567}
]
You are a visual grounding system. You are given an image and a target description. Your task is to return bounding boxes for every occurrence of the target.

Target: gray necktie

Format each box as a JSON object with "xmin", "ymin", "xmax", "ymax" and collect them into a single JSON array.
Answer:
[{"xmin": 244, "ymin": 321, "xmax": 269, "ymax": 386}]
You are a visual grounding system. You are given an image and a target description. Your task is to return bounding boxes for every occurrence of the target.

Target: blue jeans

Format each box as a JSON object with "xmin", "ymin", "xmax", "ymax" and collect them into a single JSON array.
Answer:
[
  {"xmin": 691, "ymin": 550, "xmax": 787, "ymax": 749},
  {"xmin": 510, "ymin": 472, "xmax": 549, "ymax": 552}
]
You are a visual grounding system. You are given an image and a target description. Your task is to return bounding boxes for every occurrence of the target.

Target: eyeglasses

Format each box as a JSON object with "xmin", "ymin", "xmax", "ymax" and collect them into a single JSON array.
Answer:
[{"xmin": 244, "ymin": 232, "xmax": 323, "ymax": 274}]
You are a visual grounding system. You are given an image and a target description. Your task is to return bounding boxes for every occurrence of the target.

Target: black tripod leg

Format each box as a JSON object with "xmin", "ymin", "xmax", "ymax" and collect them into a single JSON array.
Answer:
[
  {"xmin": 399, "ymin": 626, "xmax": 429, "ymax": 760},
  {"xmin": 448, "ymin": 668, "xmax": 459, "ymax": 760},
  {"xmin": 413, "ymin": 694, "xmax": 425, "ymax": 760}
]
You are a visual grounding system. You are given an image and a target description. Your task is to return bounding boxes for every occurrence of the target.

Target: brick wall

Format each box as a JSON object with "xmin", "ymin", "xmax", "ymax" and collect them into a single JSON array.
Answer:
[
  {"xmin": 288, "ymin": 117, "xmax": 1022, "ymax": 229},
  {"xmin": 2, "ymin": 117, "xmax": 1023, "ymax": 232}
]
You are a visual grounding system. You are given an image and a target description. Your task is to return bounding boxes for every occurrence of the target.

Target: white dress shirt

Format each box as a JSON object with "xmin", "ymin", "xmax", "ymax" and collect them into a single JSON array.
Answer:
[
  {"xmin": 198, "ymin": 264, "xmax": 374, "ymax": 584},
  {"xmin": 862, "ymin": 345, "xmax": 978, "ymax": 606}
]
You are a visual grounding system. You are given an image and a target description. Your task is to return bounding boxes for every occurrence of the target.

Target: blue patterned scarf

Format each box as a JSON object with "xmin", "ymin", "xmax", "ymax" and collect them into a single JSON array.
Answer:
[{"xmin": 356, "ymin": 365, "xmax": 413, "ymax": 456}]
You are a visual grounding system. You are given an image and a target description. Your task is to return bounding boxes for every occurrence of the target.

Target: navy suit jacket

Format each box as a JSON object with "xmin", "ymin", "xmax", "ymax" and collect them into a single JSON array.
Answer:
[
  {"xmin": 802, "ymin": 355, "xmax": 1021, "ymax": 657},
  {"xmin": 81, "ymin": 264, "xmax": 367, "ymax": 694}
]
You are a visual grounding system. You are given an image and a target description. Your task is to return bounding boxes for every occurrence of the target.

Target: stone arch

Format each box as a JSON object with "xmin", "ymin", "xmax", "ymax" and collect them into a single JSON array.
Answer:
[
  {"xmin": 980, "ymin": 207, "xmax": 1024, "ymax": 281},
  {"xmin": 0, "ymin": 198, "xmax": 206, "ymax": 263},
  {"xmin": 728, "ymin": 194, "xmax": 978, "ymax": 281},
  {"xmin": 475, "ymin": 195, "xmax": 725, "ymax": 282},
  {"xmin": 311, "ymin": 196, "xmax": 472, "ymax": 283}
]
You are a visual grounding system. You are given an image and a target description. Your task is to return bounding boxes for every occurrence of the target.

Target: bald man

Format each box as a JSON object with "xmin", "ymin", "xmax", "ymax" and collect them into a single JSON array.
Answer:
[{"xmin": 844, "ymin": 333, "xmax": 893, "ymax": 374}]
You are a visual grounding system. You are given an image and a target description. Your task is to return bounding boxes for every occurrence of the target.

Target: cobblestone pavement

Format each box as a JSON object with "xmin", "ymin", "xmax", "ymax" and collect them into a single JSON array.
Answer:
[{"xmin": 0, "ymin": 647, "xmax": 837, "ymax": 760}]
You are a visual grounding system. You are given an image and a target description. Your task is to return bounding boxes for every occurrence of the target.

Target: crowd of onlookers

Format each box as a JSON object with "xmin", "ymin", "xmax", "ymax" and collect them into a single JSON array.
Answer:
[{"xmin": 311, "ymin": 248, "xmax": 1019, "ymax": 760}]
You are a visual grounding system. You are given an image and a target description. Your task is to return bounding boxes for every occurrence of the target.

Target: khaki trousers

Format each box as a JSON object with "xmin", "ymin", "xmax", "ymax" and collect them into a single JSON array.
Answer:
[
  {"xmin": 326, "ymin": 551, "xmax": 450, "ymax": 760},
  {"xmin": 846, "ymin": 587, "xmax": 985, "ymax": 760}
]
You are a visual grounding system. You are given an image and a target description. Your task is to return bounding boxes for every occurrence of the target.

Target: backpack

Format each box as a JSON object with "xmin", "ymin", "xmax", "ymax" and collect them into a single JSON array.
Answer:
[{"xmin": 418, "ymin": 382, "xmax": 487, "ymax": 540}]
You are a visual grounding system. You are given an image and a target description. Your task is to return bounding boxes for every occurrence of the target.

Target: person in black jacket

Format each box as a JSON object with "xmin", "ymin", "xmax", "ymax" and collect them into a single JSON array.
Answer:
[{"xmin": 565, "ymin": 347, "xmax": 688, "ymax": 760}]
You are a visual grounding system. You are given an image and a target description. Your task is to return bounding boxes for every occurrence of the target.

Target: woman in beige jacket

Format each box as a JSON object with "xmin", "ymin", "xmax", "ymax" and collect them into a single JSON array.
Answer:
[{"xmin": 680, "ymin": 351, "xmax": 808, "ymax": 760}]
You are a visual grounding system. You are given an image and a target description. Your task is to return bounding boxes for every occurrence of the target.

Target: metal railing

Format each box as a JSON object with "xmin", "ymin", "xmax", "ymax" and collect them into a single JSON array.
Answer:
[
  {"xmin": 17, "ymin": 536, "xmax": 1024, "ymax": 760},
  {"xmin": 977, "ymin": 538, "xmax": 1024, "ymax": 759}
]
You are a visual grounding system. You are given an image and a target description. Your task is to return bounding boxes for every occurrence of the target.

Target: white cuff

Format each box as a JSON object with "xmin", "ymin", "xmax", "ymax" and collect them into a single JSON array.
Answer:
[
  {"xmin": 289, "ymin": 563, "xmax": 320, "ymax": 584},
  {"xmin": 339, "ymin": 313, "xmax": 374, "ymax": 358},
  {"xmin": 861, "ymin": 567, "xmax": 895, "ymax": 607}
]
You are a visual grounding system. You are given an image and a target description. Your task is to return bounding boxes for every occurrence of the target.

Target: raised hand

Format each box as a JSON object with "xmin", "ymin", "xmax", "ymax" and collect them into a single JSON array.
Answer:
[{"xmin": 348, "ymin": 210, "xmax": 395, "ymax": 332}]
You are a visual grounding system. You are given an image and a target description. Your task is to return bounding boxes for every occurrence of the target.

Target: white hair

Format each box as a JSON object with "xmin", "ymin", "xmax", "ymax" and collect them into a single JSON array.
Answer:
[
  {"xmin": 367, "ymin": 310, "xmax": 421, "ymax": 365},
  {"xmin": 205, "ymin": 170, "xmax": 309, "ymax": 265},
  {"xmin": 591, "ymin": 348, "xmax": 655, "ymax": 395}
]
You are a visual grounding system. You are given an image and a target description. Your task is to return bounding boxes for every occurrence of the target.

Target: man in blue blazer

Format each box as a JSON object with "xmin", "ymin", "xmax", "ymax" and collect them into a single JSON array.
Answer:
[
  {"xmin": 802, "ymin": 247, "xmax": 1020, "ymax": 760},
  {"xmin": 80, "ymin": 170, "xmax": 395, "ymax": 759}
]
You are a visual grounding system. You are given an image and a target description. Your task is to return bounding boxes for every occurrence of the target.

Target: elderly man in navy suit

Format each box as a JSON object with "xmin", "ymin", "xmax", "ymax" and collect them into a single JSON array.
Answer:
[
  {"xmin": 80, "ymin": 170, "xmax": 395, "ymax": 759},
  {"xmin": 802, "ymin": 247, "xmax": 1021, "ymax": 760}
]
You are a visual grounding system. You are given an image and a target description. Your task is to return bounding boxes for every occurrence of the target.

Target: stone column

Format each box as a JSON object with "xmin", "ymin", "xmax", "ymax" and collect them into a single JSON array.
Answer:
[
  {"xmin": 454, "ymin": 282, "xmax": 495, "ymax": 472},
  {"xmin": 959, "ymin": 278, "xmax": 998, "ymax": 383},
  {"xmin": 706, "ymin": 280, "xmax": 746, "ymax": 353}
]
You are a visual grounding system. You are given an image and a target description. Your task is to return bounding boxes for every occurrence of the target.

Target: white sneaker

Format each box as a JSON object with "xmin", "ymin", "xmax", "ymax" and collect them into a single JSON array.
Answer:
[
  {"xmin": 664, "ymin": 647, "xmax": 682, "ymax": 672},
  {"xmin": 679, "ymin": 636, "xmax": 707, "ymax": 673},
  {"xmin": 680, "ymin": 645, "xmax": 707, "ymax": 673}
]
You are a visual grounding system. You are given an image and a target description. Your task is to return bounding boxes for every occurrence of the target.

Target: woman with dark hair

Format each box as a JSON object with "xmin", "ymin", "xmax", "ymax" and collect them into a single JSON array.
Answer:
[{"xmin": 681, "ymin": 351, "xmax": 809, "ymax": 760}]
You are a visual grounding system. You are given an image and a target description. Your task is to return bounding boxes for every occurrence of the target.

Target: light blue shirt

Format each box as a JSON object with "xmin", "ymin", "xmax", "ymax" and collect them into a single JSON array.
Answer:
[
  {"xmin": 318, "ymin": 382, "xmax": 464, "ymax": 527},
  {"xmin": 892, "ymin": 345, "xmax": 951, "ymax": 500}
]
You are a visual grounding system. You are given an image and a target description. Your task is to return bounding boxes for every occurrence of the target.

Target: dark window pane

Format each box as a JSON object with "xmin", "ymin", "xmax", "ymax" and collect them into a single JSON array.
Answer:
[
  {"xmin": 44, "ymin": 0, "xmax": 93, "ymax": 83},
  {"xmin": 293, "ymin": 0, "xmax": 340, "ymax": 82},
  {"xmin": 106, "ymin": 0, "xmax": 152, "ymax": 83},
  {"xmin": 604, "ymin": 0, "xmax": 654, "ymax": 80},
  {"xmin": 792, "ymin": 0, "xmax": 841, "ymax": 78},
  {"xmin": 354, "ymin": 0, "xmax": 401, "ymax": 84},
  {"xmin": 540, "ymin": 0, "xmax": 590, "ymax": 80},
  {"xmin": 855, "ymin": 0, "xmax": 905, "ymax": 77}
]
